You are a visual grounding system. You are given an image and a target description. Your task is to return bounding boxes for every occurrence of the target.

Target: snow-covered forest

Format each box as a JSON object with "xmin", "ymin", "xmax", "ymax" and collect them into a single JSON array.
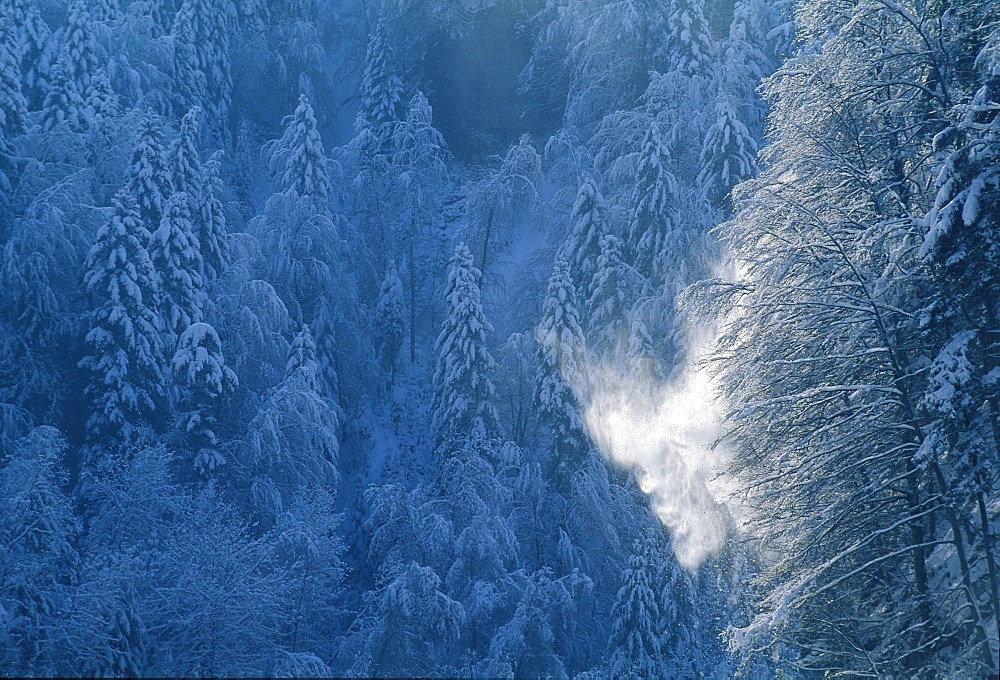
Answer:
[{"xmin": 0, "ymin": 0, "xmax": 998, "ymax": 676}]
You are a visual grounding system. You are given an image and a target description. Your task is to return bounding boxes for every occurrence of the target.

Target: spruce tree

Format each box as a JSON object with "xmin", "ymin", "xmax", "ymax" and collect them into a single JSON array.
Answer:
[
  {"xmin": 607, "ymin": 540, "xmax": 664, "ymax": 678},
  {"xmin": 125, "ymin": 115, "xmax": 174, "ymax": 238},
  {"xmin": 79, "ymin": 192, "xmax": 164, "ymax": 446},
  {"xmin": 168, "ymin": 106, "xmax": 203, "ymax": 208},
  {"xmin": 39, "ymin": 57, "xmax": 84, "ymax": 131},
  {"xmin": 0, "ymin": 18, "xmax": 27, "ymax": 136},
  {"xmin": 697, "ymin": 96, "xmax": 758, "ymax": 205},
  {"xmin": 431, "ymin": 244, "xmax": 499, "ymax": 443},
  {"xmin": 172, "ymin": 321, "xmax": 237, "ymax": 475},
  {"xmin": 629, "ymin": 120, "xmax": 679, "ymax": 280},
  {"xmin": 534, "ymin": 257, "xmax": 589, "ymax": 476},
  {"xmin": 197, "ymin": 150, "xmax": 229, "ymax": 281},
  {"xmin": 272, "ymin": 94, "xmax": 331, "ymax": 201},
  {"xmin": 356, "ymin": 19, "xmax": 403, "ymax": 145},
  {"xmin": 374, "ymin": 262, "xmax": 405, "ymax": 382},
  {"xmin": 13, "ymin": 3, "xmax": 55, "ymax": 110},
  {"xmin": 587, "ymin": 233, "xmax": 632, "ymax": 355},
  {"xmin": 559, "ymin": 178, "xmax": 606, "ymax": 304},
  {"xmin": 150, "ymin": 192, "xmax": 203, "ymax": 344},
  {"xmin": 666, "ymin": 0, "xmax": 715, "ymax": 78},
  {"xmin": 59, "ymin": 1, "xmax": 99, "ymax": 96}
]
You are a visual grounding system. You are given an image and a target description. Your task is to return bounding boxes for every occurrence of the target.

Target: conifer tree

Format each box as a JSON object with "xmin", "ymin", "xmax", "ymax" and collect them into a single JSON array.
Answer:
[
  {"xmin": 125, "ymin": 115, "xmax": 173, "ymax": 238},
  {"xmin": 0, "ymin": 19, "xmax": 27, "ymax": 136},
  {"xmin": 559, "ymin": 178, "xmax": 606, "ymax": 303},
  {"xmin": 13, "ymin": 3, "xmax": 55, "ymax": 110},
  {"xmin": 431, "ymin": 244, "xmax": 499, "ymax": 442},
  {"xmin": 374, "ymin": 262, "xmax": 405, "ymax": 383},
  {"xmin": 534, "ymin": 258, "xmax": 589, "ymax": 476},
  {"xmin": 39, "ymin": 57, "xmax": 84, "ymax": 131},
  {"xmin": 587, "ymin": 234, "xmax": 632, "ymax": 355},
  {"xmin": 173, "ymin": 0, "xmax": 233, "ymax": 133},
  {"xmin": 197, "ymin": 150, "xmax": 229, "ymax": 281},
  {"xmin": 79, "ymin": 192, "xmax": 164, "ymax": 446},
  {"xmin": 607, "ymin": 540, "xmax": 663, "ymax": 677},
  {"xmin": 286, "ymin": 324, "xmax": 320, "ymax": 391},
  {"xmin": 150, "ymin": 192, "xmax": 203, "ymax": 344},
  {"xmin": 629, "ymin": 120, "xmax": 678, "ymax": 280},
  {"xmin": 168, "ymin": 106, "xmax": 203, "ymax": 208},
  {"xmin": 666, "ymin": 0, "xmax": 715, "ymax": 78},
  {"xmin": 59, "ymin": 1, "xmax": 99, "ymax": 95},
  {"xmin": 84, "ymin": 67, "xmax": 118, "ymax": 122},
  {"xmin": 171, "ymin": 4, "xmax": 207, "ymax": 114},
  {"xmin": 698, "ymin": 97, "xmax": 758, "ymax": 205},
  {"xmin": 356, "ymin": 19, "xmax": 403, "ymax": 145},
  {"xmin": 172, "ymin": 321, "xmax": 237, "ymax": 475},
  {"xmin": 271, "ymin": 94, "xmax": 331, "ymax": 202}
]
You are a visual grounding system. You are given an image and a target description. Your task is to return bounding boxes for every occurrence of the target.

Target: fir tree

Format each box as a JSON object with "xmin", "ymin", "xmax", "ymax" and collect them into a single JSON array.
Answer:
[
  {"xmin": 181, "ymin": 0, "xmax": 234, "ymax": 136},
  {"xmin": 79, "ymin": 192, "xmax": 164, "ymax": 446},
  {"xmin": 271, "ymin": 94, "xmax": 331, "ymax": 202},
  {"xmin": 84, "ymin": 67, "xmax": 118, "ymax": 122},
  {"xmin": 431, "ymin": 244, "xmax": 500, "ymax": 443},
  {"xmin": 171, "ymin": 3, "xmax": 207, "ymax": 114},
  {"xmin": 197, "ymin": 150, "xmax": 229, "ymax": 281},
  {"xmin": 559, "ymin": 178, "xmax": 606, "ymax": 305},
  {"xmin": 286, "ymin": 323, "xmax": 320, "ymax": 390},
  {"xmin": 39, "ymin": 57, "xmax": 84, "ymax": 131},
  {"xmin": 172, "ymin": 321, "xmax": 237, "ymax": 475},
  {"xmin": 168, "ymin": 106, "xmax": 203, "ymax": 208},
  {"xmin": 125, "ymin": 115, "xmax": 174, "ymax": 238},
  {"xmin": 59, "ymin": 1, "xmax": 99, "ymax": 95},
  {"xmin": 356, "ymin": 18, "xmax": 403, "ymax": 145},
  {"xmin": 587, "ymin": 233, "xmax": 632, "ymax": 355},
  {"xmin": 13, "ymin": 3, "xmax": 55, "ymax": 110},
  {"xmin": 629, "ymin": 119, "xmax": 679, "ymax": 280},
  {"xmin": 698, "ymin": 96, "xmax": 758, "ymax": 205},
  {"xmin": 666, "ymin": 0, "xmax": 715, "ymax": 78},
  {"xmin": 0, "ymin": 18, "xmax": 27, "ymax": 136},
  {"xmin": 607, "ymin": 540, "xmax": 663, "ymax": 678},
  {"xmin": 534, "ymin": 258, "xmax": 589, "ymax": 478},
  {"xmin": 374, "ymin": 262, "xmax": 405, "ymax": 383},
  {"xmin": 150, "ymin": 192, "xmax": 203, "ymax": 344}
]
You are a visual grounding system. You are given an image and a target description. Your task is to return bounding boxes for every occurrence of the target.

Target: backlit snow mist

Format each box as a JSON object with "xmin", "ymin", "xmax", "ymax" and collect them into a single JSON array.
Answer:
[{"xmin": 579, "ymin": 340, "xmax": 733, "ymax": 570}]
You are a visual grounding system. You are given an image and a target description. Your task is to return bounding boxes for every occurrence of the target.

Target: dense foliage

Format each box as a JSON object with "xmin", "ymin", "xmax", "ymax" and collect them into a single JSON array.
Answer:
[{"xmin": 0, "ymin": 0, "xmax": 996, "ymax": 677}]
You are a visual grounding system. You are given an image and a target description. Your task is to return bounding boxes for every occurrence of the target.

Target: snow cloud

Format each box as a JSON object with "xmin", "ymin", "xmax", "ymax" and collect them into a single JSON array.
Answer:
[{"xmin": 578, "ymin": 333, "xmax": 734, "ymax": 570}]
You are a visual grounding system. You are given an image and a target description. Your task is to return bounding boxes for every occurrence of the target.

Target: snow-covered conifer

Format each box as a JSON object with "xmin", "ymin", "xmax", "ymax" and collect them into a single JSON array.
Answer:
[
  {"xmin": 559, "ymin": 178, "xmax": 606, "ymax": 303},
  {"xmin": 356, "ymin": 19, "xmax": 403, "ymax": 144},
  {"xmin": 534, "ymin": 258, "xmax": 589, "ymax": 475},
  {"xmin": 173, "ymin": 0, "xmax": 233, "ymax": 132},
  {"xmin": 431, "ymin": 244, "xmax": 500, "ymax": 442},
  {"xmin": 271, "ymin": 94, "xmax": 331, "ymax": 201},
  {"xmin": 375, "ymin": 262, "xmax": 405, "ymax": 381},
  {"xmin": 13, "ymin": 3, "xmax": 55, "ymax": 110},
  {"xmin": 59, "ymin": 1, "xmax": 99, "ymax": 95},
  {"xmin": 125, "ymin": 115, "xmax": 173, "ymax": 237},
  {"xmin": 587, "ymin": 233, "xmax": 632, "ymax": 354},
  {"xmin": 172, "ymin": 321, "xmax": 237, "ymax": 474},
  {"xmin": 698, "ymin": 97, "xmax": 758, "ymax": 204},
  {"xmin": 607, "ymin": 540, "xmax": 663, "ymax": 677},
  {"xmin": 666, "ymin": 0, "xmax": 715, "ymax": 78},
  {"xmin": 168, "ymin": 106, "xmax": 203, "ymax": 207},
  {"xmin": 84, "ymin": 67, "xmax": 118, "ymax": 121},
  {"xmin": 287, "ymin": 323, "xmax": 319, "ymax": 391},
  {"xmin": 39, "ymin": 57, "xmax": 84, "ymax": 131},
  {"xmin": 150, "ymin": 192, "xmax": 203, "ymax": 344},
  {"xmin": 197, "ymin": 150, "xmax": 229, "ymax": 281},
  {"xmin": 0, "ymin": 19, "xmax": 27, "ymax": 136},
  {"xmin": 171, "ymin": 3, "xmax": 207, "ymax": 114},
  {"xmin": 79, "ymin": 192, "xmax": 164, "ymax": 446},
  {"xmin": 629, "ymin": 120, "xmax": 679, "ymax": 279}
]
